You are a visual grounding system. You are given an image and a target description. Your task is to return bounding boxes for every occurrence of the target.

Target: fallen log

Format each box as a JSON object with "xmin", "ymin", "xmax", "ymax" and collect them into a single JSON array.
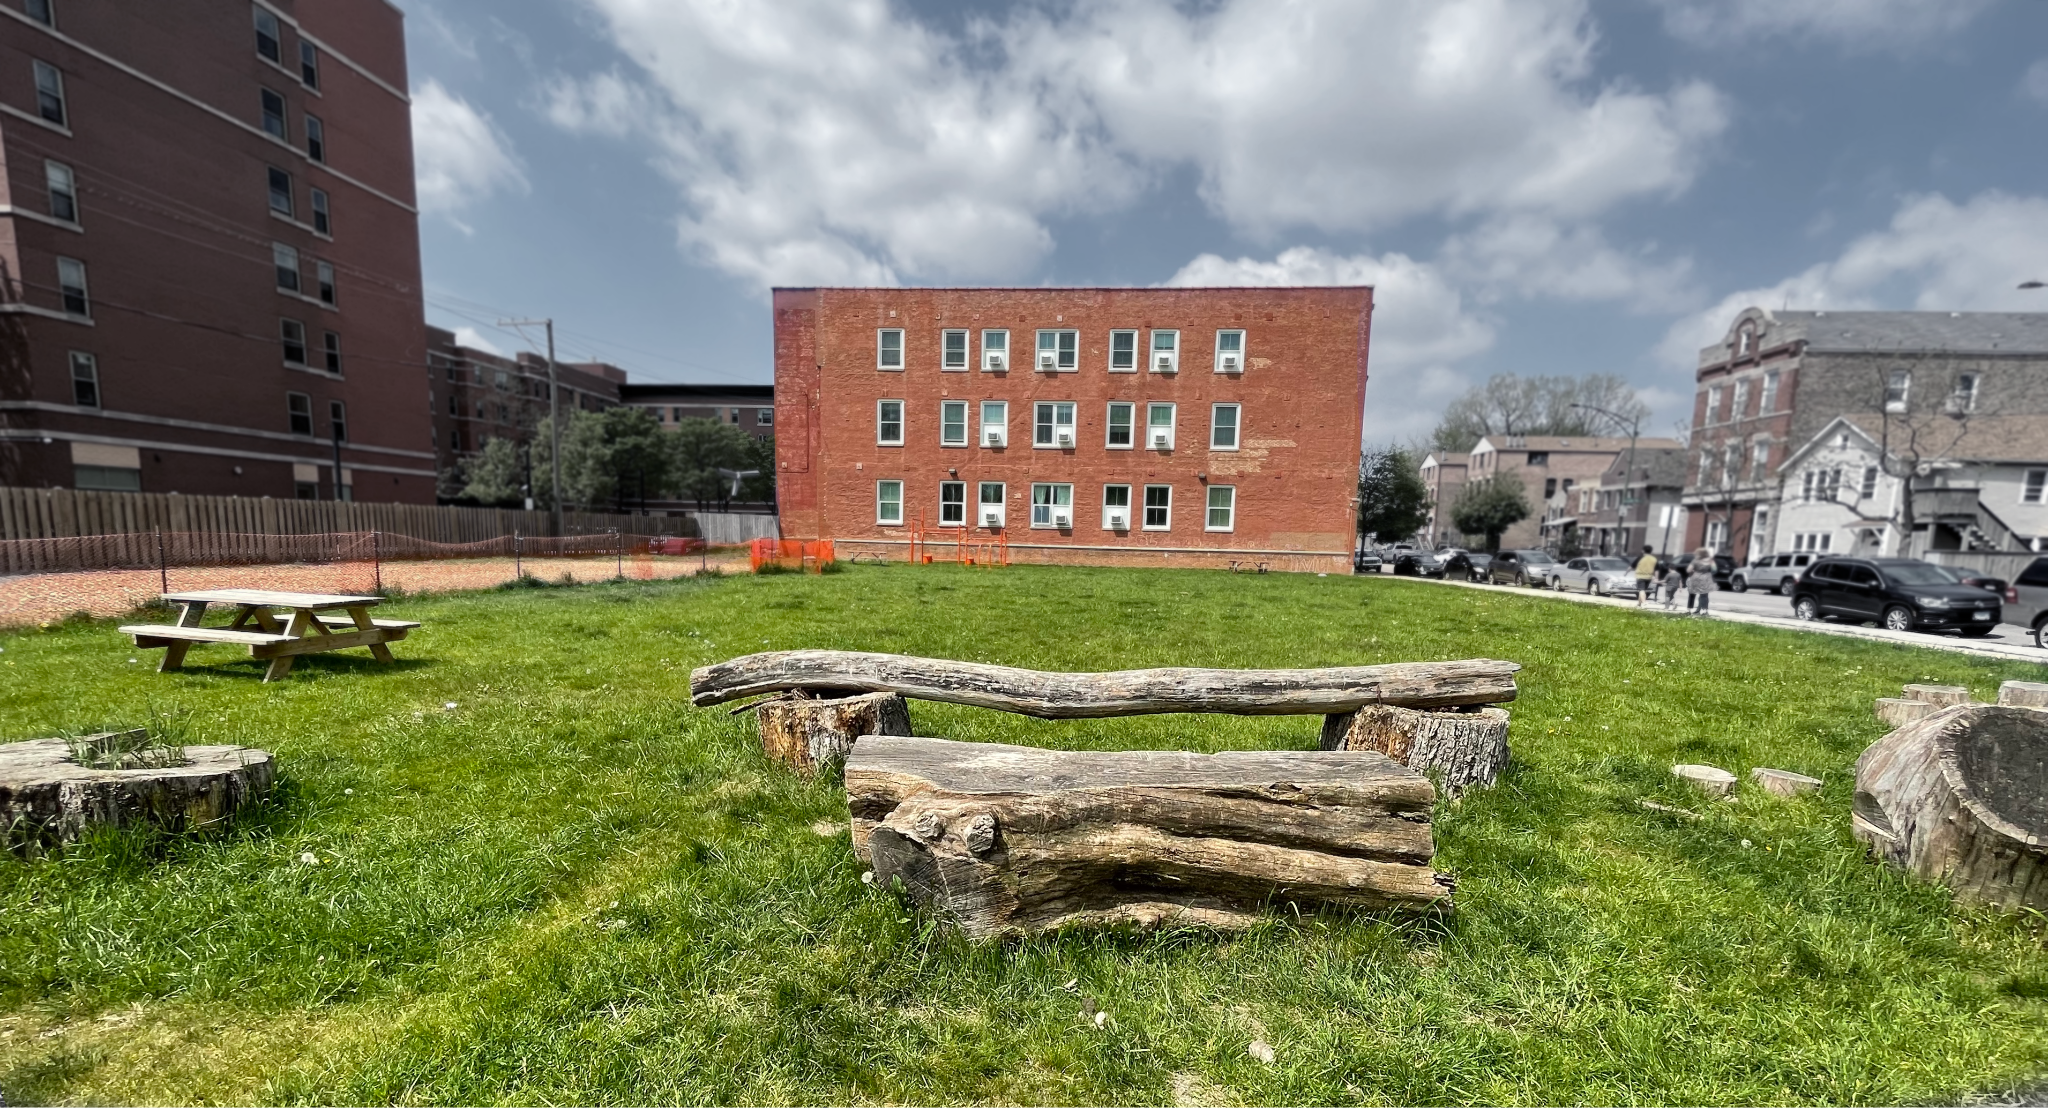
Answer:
[
  {"xmin": 692, "ymin": 650, "xmax": 1519, "ymax": 718},
  {"xmin": 1319, "ymin": 704, "xmax": 1509, "ymax": 795},
  {"xmin": 1853, "ymin": 704, "xmax": 2048, "ymax": 911},
  {"xmin": 756, "ymin": 691, "xmax": 910, "ymax": 773},
  {"xmin": 844, "ymin": 735, "xmax": 1451, "ymax": 937}
]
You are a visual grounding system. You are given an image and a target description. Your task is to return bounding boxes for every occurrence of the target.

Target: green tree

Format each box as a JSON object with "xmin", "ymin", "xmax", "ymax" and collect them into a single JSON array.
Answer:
[
  {"xmin": 534, "ymin": 407, "xmax": 674, "ymax": 512},
  {"xmin": 739, "ymin": 431, "xmax": 776, "ymax": 506},
  {"xmin": 1450, "ymin": 472, "xmax": 1530, "ymax": 553},
  {"xmin": 671, "ymin": 418, "xmax": 753, "ymax": 511},
  {"xmin": 1430, "ymin": 373, "xmax": 1648, "ymax": 453},
  {"xmin": 460, "ymin": 436, "xmax": 527, "ymax": 507},
  {"xmin": 1356, "ymin": 447, "xmax": 1430, "ymax": 544}
]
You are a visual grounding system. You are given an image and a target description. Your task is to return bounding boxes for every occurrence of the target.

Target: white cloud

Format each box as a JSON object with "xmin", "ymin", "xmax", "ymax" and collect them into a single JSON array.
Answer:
[
  {"xmin": 412, "ymin": 80, "xmax": 527, "ymax": 227},
  {"xmin": 2023, "ymin": 59, "xmax": 2048, "ymax": 107},
  {"xmin": 1656, "ymin": 191, "xmax": 2048, "ymax": 368},
  {"xmin": 1167, "ymin": 247, "xmax": 1495, "ymax": 444},
  {"xmin": 1655, "ymin": 0, "xmax": 1996, "ymax": 50},
  {"xmin": 541, "ymin": 70, "xmax": 651, "ymax": 139},
  {"xmin": 1441, "ymin": 215, "xmax": 1696, "ymax": 312},
  {"xmin": 450, "ymin": 325, "xmax": 504, "ymax": 355}
]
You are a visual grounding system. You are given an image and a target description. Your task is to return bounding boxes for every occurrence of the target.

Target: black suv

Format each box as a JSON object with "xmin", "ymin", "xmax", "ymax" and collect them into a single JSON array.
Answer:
[{"xmin": 1790, "ymin": 557, "xmax": 2002, "ymax": 635}]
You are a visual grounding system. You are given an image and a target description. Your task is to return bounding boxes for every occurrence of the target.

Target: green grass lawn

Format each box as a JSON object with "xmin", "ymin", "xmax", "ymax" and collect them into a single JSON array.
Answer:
[{"xmin": 1, "ymin": 565, "xmax": 2045, "ymax": 1105}]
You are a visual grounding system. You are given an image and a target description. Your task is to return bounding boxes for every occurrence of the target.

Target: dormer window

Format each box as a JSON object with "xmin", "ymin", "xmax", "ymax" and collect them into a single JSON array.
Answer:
[{"xmin": 1737, "ymin": 326, "xmax": 1754, "ymax": 357}]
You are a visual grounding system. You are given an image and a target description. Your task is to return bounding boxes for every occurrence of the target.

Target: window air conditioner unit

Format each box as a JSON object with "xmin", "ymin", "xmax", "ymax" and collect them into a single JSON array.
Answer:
[
  {"xmin": 1152, "ymin": 430, "xmax": 1171, "ymax": 449},
  {"xmin": 1056, "ymin": 431, "xmax": 1073, "ymax": 447},
  {"xmin": 1052, "ymin": 510, "xmax": 1071, "ymax": 527},
  {"xmin": 987, "ymin": 353, "xmax": 1003, "ymax": 371},
  {"xmin": 983, "ymin": 511, "xmax": 1002, "ymax": 527},
  {"xmin": 1220, "ymin": 354, "xmax": 1241, "ymax": 373},
  {"xmin": 984, "ymin": 428, "xmax": 1005, "ymax": 447},
  {"xmin": 1039, "ymin": 351, "xmax": 1056, "ymax": 370},
  {"xmin": 1108, "ymin": 512, "xmax": 1128, "ymax": 530},
  {"xmin": 1156, "ymin": 354, "xmax": 1174, "ymax": 372}
]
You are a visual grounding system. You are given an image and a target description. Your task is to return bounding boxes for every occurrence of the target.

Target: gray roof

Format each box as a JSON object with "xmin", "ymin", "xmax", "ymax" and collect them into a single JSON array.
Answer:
[{"xmin": 1706, "ymin": 311, "xmax": 2048, "ymax": 365}]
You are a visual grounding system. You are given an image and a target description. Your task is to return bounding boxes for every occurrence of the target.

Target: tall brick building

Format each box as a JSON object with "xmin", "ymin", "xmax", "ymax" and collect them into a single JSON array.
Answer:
[
  {"xmin": 772, "ymin": 286, "xmax": 1369, "ymax": 571},
  {"xmin": 426, "ymin": 325, "xmax": 625, "ymax": 493},
  {"xmin": 0, "ymin": 0, "xmax": 434, "ymax": 501}
]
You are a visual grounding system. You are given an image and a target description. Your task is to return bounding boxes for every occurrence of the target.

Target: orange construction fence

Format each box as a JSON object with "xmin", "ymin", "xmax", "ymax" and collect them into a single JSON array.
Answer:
[{"xmin": 749, "ymin": 538, "xmax": 835, "ymax": 573}]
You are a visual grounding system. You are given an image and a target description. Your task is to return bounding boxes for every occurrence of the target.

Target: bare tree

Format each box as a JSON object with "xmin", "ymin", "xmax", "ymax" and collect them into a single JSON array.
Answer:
[
  {"xmin": 1871, "ymin": 350, "xmax": 1988, "ymax": 555},
  {"xmin": 1430, "ymin": 373, "xmax": 1649, "ymax": 453}
]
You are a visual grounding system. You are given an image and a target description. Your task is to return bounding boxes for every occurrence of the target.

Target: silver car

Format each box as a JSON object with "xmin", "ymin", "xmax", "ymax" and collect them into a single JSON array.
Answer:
[{"xmin": 1549, "ymin": 556, "xmax": 1642, "ymax": 596}]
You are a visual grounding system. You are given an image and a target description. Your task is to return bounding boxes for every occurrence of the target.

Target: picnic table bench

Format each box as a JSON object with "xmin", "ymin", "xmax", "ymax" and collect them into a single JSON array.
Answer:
[{"xmin": 120, "ymin": 589, "xmax": 418, "ymax": 681}]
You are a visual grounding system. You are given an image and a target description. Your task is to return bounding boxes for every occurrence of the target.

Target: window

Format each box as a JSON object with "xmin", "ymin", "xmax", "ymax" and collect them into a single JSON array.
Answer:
[
  {"xmin": 1109, "ymin": 329, "xmax": 1137, "ymax": 372},
  {"xmin": 1143, "ymin": 485, "xmax": 1172, "ymax": 530},
  {"xmin": 1859, "ymin": 466, "xmax": 1878, "ymax": 499},
  {"xmin": 758, "ymin": 408, "xmax": 773, "ymax": 426},
  {"xmin": 1030, "ymin": 483, "xmax": 1074, "ymax": 528},
  {"xmin": 316, "ymin": 260, "xmax": 335, "ymax": 305},
  {"xmin": 1150, "ymin": 329, "xmax": 1178, "ymax": 373},
  {"xmin": 1800, "ymin": 470, "xmax": 1815, "ymax": 502},
  {"xmin": 1146, "ymin": 402, "xmax": 1176, "ymax": 450},
  {"xmin": 299, "ymin": 39, "xmax": 319, "ymax": 89},
  {"xmin": 2026, "ymin": 471, "xmax": 2047, "ymax": 505},
  {"xmin": 55, "ymin": 256, "xmax": 87, "ymax": 316},
  {"xmin": 1761, "ymin": 369, "xmax": 1780, "ymax": 412},
  {"xmin": 981, "ymin": 329, "xmax": 1007, "ymax": 371},
  {"xmin": 305, "ymin": 114, "xmax": 324, "ymax": 162},
  {"xmin": 273, "ymin": 243, "xmax": 300, "ymax": 292},
  {"xmin": 69, "ymin": 351, "xmax": 97, "ymax": 407},
  {"xmin": 938, "ymin": 481, "xmax": 966, "ymax": 527},
  {"xmin": 287, "ymin": 391, "xmax": 312, "ymax": 435},
  {"xmin": 1543, "ymin": 477, "xmax": 1557, "ymax": 499},
  {"xmin": 1732, "ymin": 379, "xmax": 1750, "ymax": 420},
  {"xmin": 1214, "ymin": 329, "xmax": 1245, "ymax": 373},
  {"xmin": 309, "ymin": 188, "xmax": 329, "ymax": 234},
  {"xmin": 1951, "ymin": 373, "xmax": 1979, "ymax": 413},
  {"xmin": 1206, "ymin": 485, "xmax": 1236, "ymax": 531},
  {"xmin": 980, "ymin": 400, "xmax": 1007, "ymax": 446},
  {"xmin": 978, "ymin": 481, "xmax": 1006, "ymax": 528},
  {"xmin": 25, "ymin": 0, "xmax": 51, "ymax": 26},
  {"xmin": 447, "ymin": 429, "xmax": 460, "ymax": 452},
  {"xmin": 1036, "ymin": 329, "xmax": 1078, "ymax": 372},
  {"xmin": 255, "ymin": 7, "xmax": 281, "ymax": 62},
  {"xmin": 1737, "ymin": 327, "xmax": 1753, "ymax": 357},
  {"xmin": 1034, "ymin": 401, "xmax": 1077, "ymax": 447},
  {"xmin": 260, "ymin": 88, "xmax": 287, "ymax": 140},
  {"xmin": 45, "ymin": 161, "xmax": 75, "ymax": 223},
  {"xmin": 281, "ymin": 318, "xmax": 307, "ymax": 364},
  {"xmin": 1102, "ymin": 484, "xmax": 1131, "ymax": 530},
  {"xmin": 941, "ymin": 329, "xmax": 968, "ymax": 371},
  {"xmin": 874, "ymin": 481, "xmax": 903, "ymax": 524},
  {"xmin": 1885, "ymin": 370, "xmax": 1910, "ymax": 413},
  {"xmin": 33, "ymin": 61, "xmax": 64, "ymax": 126},
  {"xmin": 876, "ymin": 399, "xmax": 904, "ymax": 445},
  {"xmin": 449, "ymin": 394, "xmax": 458, "ymax": 416},
  {"xmin": 940, "ymin": 400, "xmax": 968, "ymax": 446},
  {"xmin": 322, "ymin": 331, "xmax": 341, "ymax": 373},
  {"xmin": 329, "ymin": 399, "xmax": 347, "ymax": 441},
  {"xmin": 1750, "ymin": 440, "xmax": 1770, "ymax": 481},
  {"xmin": 1792, "ymin": 532, "xmax": 1832, "ymax": 553},
  {"xmin": 877, "ymin": 328, "xmax": 904, "ymax": 370},
  {"xmin": 1704, "ymin": 385, "xmax": 1722, "ymax": 423},
  {"xmin": 268, "ymin": 167, "xmax": 293, "ymax": 216},
  {"xmin": 75, "ymin": 463, "xmax": 140, "ymax": 492},
  {"xmin": 1526, "ymin": 451, "xmax": 1549, "ymax": 466},
  {"xmin": 1211, "ymin": 403, "xmax": 1240, "ymax": 450},
  {"xmin": 1106, "ymin": 401, "xmax": 1134, "ymax": 449}
]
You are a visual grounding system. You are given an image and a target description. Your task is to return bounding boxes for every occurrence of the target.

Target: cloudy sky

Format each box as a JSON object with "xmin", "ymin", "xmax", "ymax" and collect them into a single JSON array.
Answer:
[{"xmin": 398, "ymin": 0, "xmax": 2048, "ymax": 443}]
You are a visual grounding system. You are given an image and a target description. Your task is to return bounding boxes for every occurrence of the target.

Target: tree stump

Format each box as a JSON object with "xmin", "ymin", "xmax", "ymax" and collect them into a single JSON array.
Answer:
[
  {"xmin": 844, "ymin": 735, "xmax": 1451, "ymax": 938},
  {"xmin": 1673, "ymin": 763, "xmax": 1736, "ymax": 796},
  {"xmin": 1998, "ymin": 681, "xmax": 2048, "ymax": 709},
  {"xmin": 1902, "ymin": 684, "xmax": 1972, "ymax": 706},
  {"xmin": 756, "ymin": 691, "xmax": 910, "ymax": 773},
  {"xmin": 1750, "ymin": 767, "xmax": 1822, "ymax": 797},
  {"xmin": 1853, "ymin": 704, "xmax": 2048, "ymax": 911},
  {"xmin": 1876, "ymin": 698, "xmax": 1938, "ymax": 727},
  {"xmin": 1318, "ymin": 704, "xmax": 1509, "ymax": 795},
  {"xmin": 1, "ymin": 737, "xmax": 274, "ymax": 856}
]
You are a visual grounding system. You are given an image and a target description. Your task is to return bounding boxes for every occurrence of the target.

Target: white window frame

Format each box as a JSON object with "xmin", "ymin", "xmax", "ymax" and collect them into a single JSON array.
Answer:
[
  {"xmin": 273, "ymin": 242, "xmax": 301, "ymax": 292},
  {"xmin": 287, "ymin": 390, "xmax": 312, "ymax": 435},
  {"xmin": 299, "ymin": 39, "xmax": 320, "ymax": 90},
  {"xmin": 1034, "ymin": 401, "xmax": 1077, "ymax": 448},
  {"xmin": 1146, "ymin": 402, "xmax": 1176, "ymax": 450},
  {"xmin": 1749, "ymin": 439, "xmax": 1769, "ymax": 481},
  {"xmin": 44, "ymin": 161, "xmax": 76, "ymax": 224},
  {"xmin": 1952, "ymin": 373, "xmax": 1979, "ymax": 412},
  {"xmin": 1030, "ymin": 483, "xmax": 1075, "ymax": 529},
  {"xmin": 876, "ymin": 399, "xmax": 905, "ymax": 446},
  {"xmin": 255, "ymin": 7, "xmax": 281, "ymax": 62},
  {"xmin": 26, "ymin": 0, "xmax": 52, "ymax": 27},
  {"xmin": 316, "ymin": 260, "xmax": 336, "ymax": 306},
  {"xmin": 941, "ymin": 329, "xmax": 968, "ymax": 372},
  {"xmin": 309, "ymin": 187, "xmax": 330, "ymax": 235},
  {"xmin": 69, "ymin": 350, "xmax": 97, "ymax": 408},
  {"xmin": 877, "ymin": 328, "xmax": 905, "ymax": 371},
  {"xmin": 876, "ymin": 480, "xmax": 904, "ymax": 526},
  {"xmin": 1150, "ymin": 329, "xmax": 1178, "ymax": 374},
  {"xmin": 1102, "ymin": 484, "xmax": 1131, "ymax": 531},
  {"xmin": 1210, "ymin": 403, "xmax": 1240, "ymax": 451},
  {"xmin": 1885, "ymin": 370, "xmax": 1910, "ymax": 412},
  {"xmin": 980, "ymin": 400, "xmax": 1007, "ymax": 447},
  {"xmin": 978, "ymin": 481, "xmax": 1006, "ymax": 528},
  {"xmin": 938, "ymin": 480, "xmax": 966, "ymax": 527},
  {"xmin": 981, "ymin": 329, "xmax": 1008, "ymax": 372},
  {"xmin": 1105, "ymin": 401, "xmax": 1135, "ymax": 449},
  {"xmin": 939, "ymin": 400, "xmax": 969, "ymax": 447},
  {"xmin": 1761, "ymin": 369, "xmax": 1780, "ymax": 412},
  {"xmin": 305, "ymin": 113, "xmax": 325, "ymax": 163},
  {"xmin": 1109, "ymin": 329, "xmax": 1138, "ymax": 373},
  {"xmin": 322, "ymin": 330, "xmax": 341, "ymax": 374},
  {"xmin": 1205, "ymin": 485, "xmax": 1236, "ymax": 532},
  {"xmin": 280, "ymin": 317, "xmax": 307, "ymax": 365},
  {"xmin": 55, "ymin": 256, "xmax": 88, "ymax": 317},
  {"xmin": 260, "ymin": 86, "xmax": 288, "ymax": 141},
  {"xmin": 1142, "ymin": 484, "xmax": 1172, "ymax": 531},
  {"xmin": 33, "ymin": 60, "xmax": 65, "ymax": 127},
  {"xmin": 1704, "ymin": 385, "xmax": 1722, "ymax": 424},
  {"xmin": 1214, "ymin": 329, "xmax": 1245, "ymax": 374},
  {"xmin": 268, "ymin": 166, "xmax": 294, "ymax": 217},
  {"xmin": 1035, "ymin": 329, "xmax": 1078, "ymax": 372},
  {"xmin": 1732, "ymin": 378, "xmax": 1750, "ymax": 420},
  {"xmin": 2025, "ymin": 471, "xmax": 2047, "ymax": 505}
]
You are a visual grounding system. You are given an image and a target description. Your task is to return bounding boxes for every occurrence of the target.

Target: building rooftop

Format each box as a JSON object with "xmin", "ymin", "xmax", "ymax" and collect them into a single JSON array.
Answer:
[
  {"xmin": 1706, "ymin": 310, "xmax": 2048, "ymax": 365},
  {"xmin": 1472, "ymin": 435, "xmax": 1680, "ymax": 454},
  {"xmin": 620, "ymin": 382, "xmax": 774, "ymax": 401}
]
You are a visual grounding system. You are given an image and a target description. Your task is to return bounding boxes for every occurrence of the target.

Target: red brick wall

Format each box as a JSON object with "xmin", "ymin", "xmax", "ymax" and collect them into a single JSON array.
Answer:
[{"xmin": 775, "ymin": 287, "xmax": 1368, "ymax": 566}]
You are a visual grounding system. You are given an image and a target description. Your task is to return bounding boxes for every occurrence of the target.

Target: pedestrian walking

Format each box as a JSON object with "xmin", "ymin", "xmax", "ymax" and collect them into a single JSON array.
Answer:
[
  {"xmin": 1661, "ymin": 561, "xmax": 1682, "ymax": 610},
  {"xmin": 1633, "ymin": 545, "xmax": 1658, "ymax": 606},
  {"xmin": 1686, "ymin": 548, "xmax": 1717, "ymax": 615}
]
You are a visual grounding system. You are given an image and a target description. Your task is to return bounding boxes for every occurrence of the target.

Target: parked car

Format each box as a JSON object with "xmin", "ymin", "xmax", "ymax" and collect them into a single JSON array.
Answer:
[
  {"xmin": 1392, "ymin": 549, "xmax": 1450, "ymax": 577},
  {"xmin": 2001, "ymin": 556, "xmax": 2048, "ymax": 648},
  {"xmin": 1549, "ymin": 556, "xmax": 1641, "ymax": 596},
  {"xmin": 1732, "ymin": 551, "xmax": 1819, "ymax": 595},
  {"xmin": 1955, "ymin": 571, "xmax": 2009, "ymax": 596},
  {"xmin": 1486, "ymin": 549, "xmax": 1559, "ymax": 587},
  {"xmin": 1676, "ymin": 552, "xmax": 1737, "ymax": 590},
  {"xmin": 1443, "ymin": 551, "xmax": 1491, "ymax": 582},
  {"xmin": 1789, "ymin": 556, "xmax": 2002, "ymax": 635},
  {"xmin": 1354, "ymin": 548, "xmax": 1383, "ymax": 573}
]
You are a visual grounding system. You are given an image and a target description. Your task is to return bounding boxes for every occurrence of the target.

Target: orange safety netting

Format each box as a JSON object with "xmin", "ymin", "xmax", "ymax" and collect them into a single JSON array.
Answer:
[{"xmin": 748, "ymin": 538, "xmax": 835, "ymax": 573}]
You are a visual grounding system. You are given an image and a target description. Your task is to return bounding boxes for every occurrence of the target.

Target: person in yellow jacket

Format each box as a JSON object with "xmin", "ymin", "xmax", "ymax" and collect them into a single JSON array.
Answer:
[{"xmin": 1634, "ymin": 545, "xmax": 1659, "ymax": 606}]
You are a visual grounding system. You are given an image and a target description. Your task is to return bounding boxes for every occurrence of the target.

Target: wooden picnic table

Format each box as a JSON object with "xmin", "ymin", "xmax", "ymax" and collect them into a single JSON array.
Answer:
[{"xmin": 120, "ymin": 588, "xmax": 419, "ymax": 682}]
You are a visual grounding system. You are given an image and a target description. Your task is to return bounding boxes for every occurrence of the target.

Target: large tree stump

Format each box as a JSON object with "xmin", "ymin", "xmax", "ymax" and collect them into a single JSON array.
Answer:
[
  {"xmin": 1876, "ymin": 698, "xmax": 1938, "ymax": 727},
  {"xmin": 1318, "ymin": 704, "xmax": 1509, "ymax": 794},
  {"xmin": 844, "ymin": 735, "xmax": 1451, "ymax": 938},
  {"xmin": 1853, "ymin": 704, "xmax": 2048, "ymax": 911},
  {"xmin": 1998, "ymin": 681, "xmax": 2048, "ymax": 708},
  {"xmin": 1, "ymin": 736, "xmax": 275, "ymax": 856},
  {"xmin": 756, "ymin": 691, "xmax": 910, "ymax": 772}
]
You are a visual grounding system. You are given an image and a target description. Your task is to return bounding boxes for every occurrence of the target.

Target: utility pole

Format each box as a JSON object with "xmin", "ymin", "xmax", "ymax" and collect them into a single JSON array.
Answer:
[
  {"xmin": 1572, "ymin": 402, "xmax": 1640, "ymax": 548},
  {"xmin": 500, "ymin": 317, "xmax": 560, "ymax": 535}
]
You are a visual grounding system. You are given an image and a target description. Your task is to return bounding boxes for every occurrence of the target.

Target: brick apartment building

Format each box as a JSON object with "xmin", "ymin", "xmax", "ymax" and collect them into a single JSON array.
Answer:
[
  {"xmin": 426, "ymin": 324, "xmax": 625, "ymax": 490},
  {"xmin": 619, "ymin": 381, "xmax": 774, "ymax": 440},
  {"xmin": 771, "ymin": 286, "xmax": 1369, "ymax": 571},
  {"xmin": 1417, "ymin": 451, "xmax": 1467, "ymax": 546},
  {"xmin": 0, "ymin": 0, "xmax": 436, "ymax": 501},
  {"xmin": 1458, "ymin": 434, "xmax": 1673, "ymax": 551}
]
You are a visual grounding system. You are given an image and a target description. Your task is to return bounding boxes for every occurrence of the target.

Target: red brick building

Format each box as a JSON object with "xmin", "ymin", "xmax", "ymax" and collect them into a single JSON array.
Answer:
[
  {"xmin": 0, "ymin": 0, "xmax": 434, "ymax": 502},
  {"xmin": 773, "ymin": 287, "xmax": 1370, "ymax": 571}
]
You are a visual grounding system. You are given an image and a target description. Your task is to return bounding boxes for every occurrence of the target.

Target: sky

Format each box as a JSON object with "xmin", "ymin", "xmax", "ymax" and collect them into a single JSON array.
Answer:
[{"xmin": 395, "ymin": 0, "xmax": 2048, "ymax": 445}]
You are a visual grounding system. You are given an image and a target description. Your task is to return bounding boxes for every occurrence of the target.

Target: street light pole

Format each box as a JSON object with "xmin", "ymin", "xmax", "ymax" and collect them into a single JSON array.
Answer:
[
  {"xmin": 1572, "ymin": 402, "xmax": 1640, "ymax": 550},
  {"xmin": 500, "ymin": 317, "xmax": 560, "ymax": 535}
]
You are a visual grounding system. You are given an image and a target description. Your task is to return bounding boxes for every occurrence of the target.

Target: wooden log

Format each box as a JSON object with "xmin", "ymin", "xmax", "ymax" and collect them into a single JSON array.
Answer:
[
  {"xmin": 1876, "ymin": 698, "xmax": 1938, "ymax": 727},
  {"xmin": 843, "ymin": 735, "xmax": 1451, "ymax": 938},
  {"xmin": 1319, "ymin": 704, "xmax": 1509, "ymax": 795},
  {"xmin": 1750, "ymin": 767, "xmax": 1822, "ymax": 797},
  {"xmin": 691, "ymin": 650, "xmax": 1520, "ymax": 718},
  {"xmin": 1998, "ymin": 681, "xmax": 2048, "ymax": 708},
  {"xmin": 756, "ymin": 691, "xmax": 910, "ymax": 772},
  {"xmin": 1902, "ymin": 684, "xmax": 1972, "ymax": 706},
  {"xmin": 1853, "ymin": 704, "xmax": 2048, "ymax": 911}
]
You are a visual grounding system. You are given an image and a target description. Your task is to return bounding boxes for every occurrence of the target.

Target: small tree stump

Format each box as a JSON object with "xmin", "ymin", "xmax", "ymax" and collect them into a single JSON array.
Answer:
[
  {"xmin": 1750, "ymin": 767, "xmax": 1822, "ymax": 797},
  {"xmin": 1319, "ymin": 704, "xmax": 1509, "ymax": 794},
  {"xmin": 1673, "ymin": 763, "xmax": 1736, "ymax": 796},
  {"xmin": 1854, "ymin": 704, "xmax": 2048, "ymax": 911},
  {"xmin": 1877, "ymin": 698, "xmax": 1938, "ymax": 727},
  {"xmin": 756, "ymin": 691, "xmax": 910, "ymax": 772},
  {"xmin": 1902, "ymin": 684, "xmax": 1972, "ymax": 706},
  {"xmin": 1, "ymin": 737, "xmax": 274, "ymax": 856},
  {"xmin": 1998, "ymin": 681, "xmax": 2048, "ymax": 708}
]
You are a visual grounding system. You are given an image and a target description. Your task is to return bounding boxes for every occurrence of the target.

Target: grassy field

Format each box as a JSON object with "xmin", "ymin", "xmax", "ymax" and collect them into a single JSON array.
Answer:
[{"xmin": 1, "ymin": 564, "xmax": 2045, "ymax": 1105}]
